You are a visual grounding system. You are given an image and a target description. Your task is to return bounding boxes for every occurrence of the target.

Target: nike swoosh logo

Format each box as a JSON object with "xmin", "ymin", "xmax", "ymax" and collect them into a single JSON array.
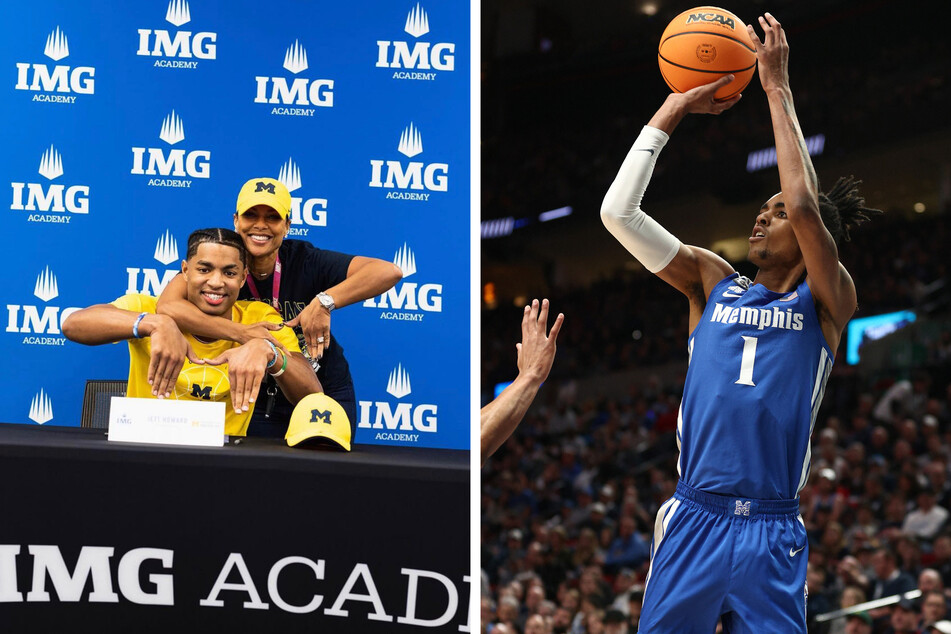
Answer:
[
  {"xmin": 722, "ymin": 292, "xmax": 743, "ymax": 298},
  {"xmin": 634, "ymin": 148, "xmax": 655, "ymax": 155},
  {"xmin": 789, "ymin": 546, "xmax": 805, "ymax": 557}
]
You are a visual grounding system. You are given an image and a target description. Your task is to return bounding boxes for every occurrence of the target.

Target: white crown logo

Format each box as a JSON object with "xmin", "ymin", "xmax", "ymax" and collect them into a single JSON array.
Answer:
[
  {"xmin": 278, "ymin": 158, "xmax": 302, "ymax": 193},
  {"xmin": 283, "ymin": 40, "xmax": 309, "ymax": 74},
  {"xmin": 153, "ymin": 230, "xmax": 179, "ymax": 266},
  {"xmin": 165, "ymin": 0, "xmax": 191, "ymax": 27},
  {"xmin": 404, "ymin": 3, "xmax": 430, "ymax": 38},
  {"xmin": 393, "ymin": 243, "xmax": 416, "ymax": 278},
  {"xmin": 38, "ymin": 145, "xmax": 64, "ymax": 181},
  {"xmin": 44, "ymin": 26, "xmax": 69, "ymax": 61},
  {"xmin": 397, "ymin": 122, "xmax": 424, "ymax": 158},
  {"xmin": 29, "ymin": 389, "xmax": 53, "ymax": 425},
  {"xmin": 34, "ymin": 266, "xmax": 59, "ymax": 303},
  {"xmin": 386, "ymin": 364, "xmax": 412, "ymax": 399},
  {"xmin": 159, "ymin": 110, "xmax": 185, "ymax": 145}
]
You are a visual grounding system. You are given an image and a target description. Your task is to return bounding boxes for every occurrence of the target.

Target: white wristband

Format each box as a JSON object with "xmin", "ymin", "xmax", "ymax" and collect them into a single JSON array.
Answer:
[{"xmin": 600, "ymin": 125, "xmax": 682, "ymax": 273}]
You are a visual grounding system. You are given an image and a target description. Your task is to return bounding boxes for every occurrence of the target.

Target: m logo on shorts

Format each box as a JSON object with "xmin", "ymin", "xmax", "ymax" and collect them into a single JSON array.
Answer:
[
  {"xmin": 191, "ymin": 384, "xmax": 212, "ymax": 400},
  {"xmin": 255, "ymin": 181, "xmax": 275, "ymax": 194},
  {"xmin": 734, "ymin": 500, "xmax": 750, "ymax": 516},
  {"xmin": 310, "ymin": 409, "xmax": 332, "ymax": 424}
]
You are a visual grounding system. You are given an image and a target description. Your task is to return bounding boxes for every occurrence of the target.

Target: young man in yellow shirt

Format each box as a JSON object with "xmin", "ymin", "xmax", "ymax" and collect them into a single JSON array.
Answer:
[{"xmin": 63, "ymin": 228, "xmax": 321, "ymax": 436}]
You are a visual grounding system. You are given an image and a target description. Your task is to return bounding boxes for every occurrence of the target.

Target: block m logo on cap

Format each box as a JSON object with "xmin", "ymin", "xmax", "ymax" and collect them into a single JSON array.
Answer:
[
  {"xmin": 286, "ymin": 393, "xmax": 351, "ymax": 451},
  {"xmin": 255, "ymin": 181, "xmax": 276, "ymax": 194},
  {"xmin": 310, "ymin": 409, "xmax": 332, "ymax": 425}
]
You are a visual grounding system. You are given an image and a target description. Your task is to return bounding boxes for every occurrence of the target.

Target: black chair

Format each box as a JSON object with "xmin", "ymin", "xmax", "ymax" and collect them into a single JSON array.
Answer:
[{"xmin": 80, "ymin": 380, "xmax": 128, "ymax": 429}]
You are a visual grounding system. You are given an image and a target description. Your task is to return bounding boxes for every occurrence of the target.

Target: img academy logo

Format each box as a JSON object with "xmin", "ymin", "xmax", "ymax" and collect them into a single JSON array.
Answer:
[
  {"xmin": 10, "ymin": 144, "xmax": 90, "ymax": 223},
  {"xmin": 253, "ymin": 40, "xmax": 334, "ymax": 117},
  {"xmin": 376, "ymin": 3, "xmax": 455, "ymax": 81},
  {"xmin": 29, "ymin": 388, "xmax": 54, "ymax": 425},
  {"xmin": 131, "ymin": 110, "xmax": 211, "ymax": 187},
  {"xmin": 6, "ymin": 267, "xmax": 81, "ymax": 346},
  {"xmin": 125, "ymin": 230, "xmax": 182, "ymax": 296},
  {"xmin": 277, "ymin": 157, "xmax": 327, "ymax": 237},
  {"xmin": 368, "ymin": 122, "xmax": 448, "ymax": 201},
  {"xmin": 14, "ymin": 26, "xmax": 95, "ymax": 103},
  {"xmin": 136, "ymin": 0, "xmax": 217, "ymax": 69},
  {"xmin": 357, "ymin": 363, "xmax": 438, "ymax": 443},
  {"xmin": 363, "ymin": 243, "xmax": 442, "ymax": 321}
]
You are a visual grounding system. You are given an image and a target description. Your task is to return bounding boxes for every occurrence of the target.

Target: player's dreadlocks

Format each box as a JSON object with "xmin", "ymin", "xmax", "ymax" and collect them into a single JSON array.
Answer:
[{"xmin": 818, "ymin": 176, "xmax": 883, "ymax": 246}]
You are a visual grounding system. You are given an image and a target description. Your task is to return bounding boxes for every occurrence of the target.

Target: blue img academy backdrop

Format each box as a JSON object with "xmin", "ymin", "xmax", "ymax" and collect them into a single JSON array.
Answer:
[{"xmin": 2, "ymin": 0, "xmax": 470, "ymax": 450}]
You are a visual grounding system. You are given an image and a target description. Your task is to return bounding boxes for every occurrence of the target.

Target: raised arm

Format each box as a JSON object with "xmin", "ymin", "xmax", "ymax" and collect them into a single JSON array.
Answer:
[
  {"xmin": 481, "ymin": 299, "xmax": 563, "ymax": 466},
  {"xmin": 601, "ymin": 76, "xmax": 740, "ymax": 328},
  {"xmin": 286, "ymin": 255, "xmax": 402, "ymax": 359},
  {"xmin": 749, "ymin": 13, "xmax": 856, "ymax": 336},
  {"xmin": 156, "ymin": 273, "xmax": 286, "ymax": 348}
]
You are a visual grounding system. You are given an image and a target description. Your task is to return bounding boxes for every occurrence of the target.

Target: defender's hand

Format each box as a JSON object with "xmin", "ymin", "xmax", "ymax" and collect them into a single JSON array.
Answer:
[
  {"xmin": 747, "ymin": 12, "xmax": 789, "ymax": 92},
  {"xmin": 517, "ymin": 299, "xmax": 564, "ymax": 385}
]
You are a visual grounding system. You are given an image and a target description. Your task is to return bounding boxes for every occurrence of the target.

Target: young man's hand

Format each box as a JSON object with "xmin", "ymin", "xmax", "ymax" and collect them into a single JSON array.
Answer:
[
  {"xmin": 204, "ymin": 339, "xmax": 274, "ymax": 413},
  {"xmin": 145, "ymin": 314, "xmax": 201, "ymax": 398}
]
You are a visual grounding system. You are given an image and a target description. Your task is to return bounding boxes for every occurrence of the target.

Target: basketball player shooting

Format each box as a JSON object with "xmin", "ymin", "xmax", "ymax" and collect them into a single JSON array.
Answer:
[{"xmin": 600, "ymin": 13, "xmax": 880, "ymax": 633}]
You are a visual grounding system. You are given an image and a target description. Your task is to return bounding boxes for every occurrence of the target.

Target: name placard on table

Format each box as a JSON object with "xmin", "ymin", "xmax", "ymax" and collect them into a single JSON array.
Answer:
[{"xmin": 108, "ymin": 397, "xmax": 225, "ymax": 447}]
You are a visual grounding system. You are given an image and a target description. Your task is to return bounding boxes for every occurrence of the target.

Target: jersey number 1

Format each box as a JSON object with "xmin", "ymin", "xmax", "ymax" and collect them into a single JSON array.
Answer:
[{"xmin": 735, "ymin": 336, "xmax": 758, "ymax": 386}]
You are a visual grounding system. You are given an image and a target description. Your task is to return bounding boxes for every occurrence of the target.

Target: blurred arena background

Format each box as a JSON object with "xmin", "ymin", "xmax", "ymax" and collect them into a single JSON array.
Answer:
[{"xmin": 479, "ymin": 1, "xmax": 951, "ymax": 632}]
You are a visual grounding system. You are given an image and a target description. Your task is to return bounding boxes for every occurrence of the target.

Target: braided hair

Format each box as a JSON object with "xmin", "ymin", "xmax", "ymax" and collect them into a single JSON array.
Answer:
[
  {"xmin": 817, "ymin": 176, "xmax": 883, "ymax": 246},
  {"xmin": 186, "ymin": 228, "xmax": 248, "ymax": 266}
]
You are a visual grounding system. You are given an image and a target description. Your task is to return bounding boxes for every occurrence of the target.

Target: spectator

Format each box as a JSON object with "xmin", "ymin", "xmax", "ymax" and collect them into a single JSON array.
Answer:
[
  {"xmin": 603, "ymin": 609, "xmax": 629, "ymax": 634},
  {"xmin": 871, "ymin": 547, "xmax": 917, "ymax": 600},
  {"xmin": 931, "ymin": 535, "xmax": 951, "ymax": 588},
  {"xmin": 552, "ymin": 607, "xmax": 574, "ymax": 634},
  {"xmin": 921, "ymin": 590, "xmax": 948, "ymax": 632},
  {"xmin": 525, "ymin": 614, "xmax": 551, "ymax": 634},
  {"xmin": 830, "ymin": 586, "xmax": 868, "ymax": 634},
  {"xmin": 844, "ymin": 611, "xmax": 873, "ymax": 634},
  {"xmin": 627, "ymin": 589, "xmax": 644, "ymax": 632},
  {"xmin": 903, "ymin": 488, "xmax": 950, "ymax": 541},
  {"xmin": 603, "ymin": 516, "xmax": 649, "ymax": 574},
  {"xmin": 608, "ymin": 570, "xmax": 639, "ymax": 614},
  {"xmin": 919, "ymin": 569, "xmax": 944, "ymax": 595},
  {"xmin": 496, "ymin": 595, "xmax": 521, "ymax": 632},
  {"xmin": 886, "ymin": 598, "xmax": 921, "ymax": 634}
]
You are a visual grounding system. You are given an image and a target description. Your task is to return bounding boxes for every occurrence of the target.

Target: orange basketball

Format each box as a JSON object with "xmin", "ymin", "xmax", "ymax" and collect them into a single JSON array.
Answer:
[{"xmin": 658, "ymin": 6, "xmax": 756, "ymax": 100}]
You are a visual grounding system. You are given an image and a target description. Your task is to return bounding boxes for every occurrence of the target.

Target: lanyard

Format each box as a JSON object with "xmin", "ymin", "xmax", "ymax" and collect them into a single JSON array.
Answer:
[{"xmin": 245, "ymin": 254, "xmax": 282, "ymax": 314}]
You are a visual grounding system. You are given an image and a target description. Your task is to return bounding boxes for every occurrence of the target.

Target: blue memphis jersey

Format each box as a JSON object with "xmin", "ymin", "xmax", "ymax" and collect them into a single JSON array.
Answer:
[{"xmin": 678, "ymin": 273, "xmax": 834, "ymax": 499}]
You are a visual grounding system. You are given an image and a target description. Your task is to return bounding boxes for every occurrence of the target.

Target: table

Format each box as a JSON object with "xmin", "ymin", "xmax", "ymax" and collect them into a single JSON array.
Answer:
[{"xmin": 0, "ymin": 424, "xmax": 470, "ymax": 632}]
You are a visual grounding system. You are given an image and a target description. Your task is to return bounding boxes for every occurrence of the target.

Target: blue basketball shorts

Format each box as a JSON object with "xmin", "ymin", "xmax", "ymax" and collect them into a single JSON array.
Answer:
[{"xmin": 638, "ymin": 481, "xmax": 807, "ymax": 633}]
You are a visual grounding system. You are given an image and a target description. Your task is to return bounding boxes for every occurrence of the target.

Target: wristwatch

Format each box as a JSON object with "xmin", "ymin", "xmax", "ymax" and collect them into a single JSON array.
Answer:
[{"xmin": 316, "ymin": 292, "xmax": 335, "ymax": 312}]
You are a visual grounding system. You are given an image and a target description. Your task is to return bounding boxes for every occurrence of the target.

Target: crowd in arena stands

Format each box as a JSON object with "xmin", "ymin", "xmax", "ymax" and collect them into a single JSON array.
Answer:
[{"xmin": 481, "ymin": 207, "xmax": 951, "ymax": 633}]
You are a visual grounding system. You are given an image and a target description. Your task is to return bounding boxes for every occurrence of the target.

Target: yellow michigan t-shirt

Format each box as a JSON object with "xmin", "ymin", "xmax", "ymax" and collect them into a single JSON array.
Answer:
[{"xmin": 111, "ymin": 294, "xmax": 300, "ymax": 436}]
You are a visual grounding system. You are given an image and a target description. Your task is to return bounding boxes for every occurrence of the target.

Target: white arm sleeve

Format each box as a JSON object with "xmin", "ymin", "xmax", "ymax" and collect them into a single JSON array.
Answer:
[{"xmin": 600, "ymin": 125, "xmax": 682, "ymax": 273}]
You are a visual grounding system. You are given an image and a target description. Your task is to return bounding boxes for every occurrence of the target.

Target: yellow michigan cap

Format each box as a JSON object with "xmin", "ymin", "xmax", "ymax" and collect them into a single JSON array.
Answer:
[
  {"xmin": 286, "ymin": 393, "xmax": 352, "ymax": 451},
  {"xmin": 236, "ymin": 177, "xmax": 291, "ymax": 219}
]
